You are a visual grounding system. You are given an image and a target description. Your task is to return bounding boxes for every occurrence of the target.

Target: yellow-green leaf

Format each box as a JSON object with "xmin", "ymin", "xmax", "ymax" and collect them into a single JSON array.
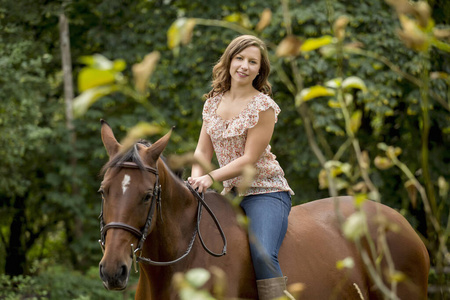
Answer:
[
  {"xmin": 297, "ymin": 85, "xmax": 335, "ymax": 104},
  {"xmin": 354, "ymin": 193, "xmax": 367, "ymax": 208},
  {"xmin": 78, "ymin": 68, "xmax": 116, "ymax": 92},
  {"xmin": 389, "ymin": 271, "xmax": 407, "ymax": 283},
  {"xmin": 336, "ymin": 257, "xmax": 355, "ymax": 270},
  {"xmin": 167, "ymin": 18, "xmax": 197, "ymax": 50},
  {"xmin": 185, "ymin": 268, "xmax": 211, "ymax": 288},
  {"xmin": 350, "ymin": 110, "xmax": 362, "ymax": 134},
  {"xmin": 325, "ymin": 78, "xmax": 342, "ymax": 89},
  {"xmin": 223, "ymin": 13, "xmax": 251, "ymax": 28},
  {"xmin": 79, "ymin": 54, "xmax": 114, "ymax": 69},
  {"xmin": 167, "ymin": 18, "xmax": 185, "ymax": 49},
  {"xmin": 73, "ymin": 85, "xmax": 118, "ymax": 118},
  {"xmin": 374, "ymin": 156, "xmax": 393, "ymax": 170},
  {"xmin": 328, "ymin": 100, "xmax": 341, "ymax": 108},
  {"xmin": 438, "ymin": 176, "xmax": 449, "ymax": 199},
  {"xmin": 113, "ymin": 59, "xmax": 126, "ymax": 72},
  {"xmin": 342, "ymin": 76, "xmax": 367, "ymax": 92},
  {"xmin": 300, "ymin": 35, "xmax": 333, "ymax": 52},
  {"xmin": 343, "ymin": 211, "xmax": 366, "ymax": 241}
]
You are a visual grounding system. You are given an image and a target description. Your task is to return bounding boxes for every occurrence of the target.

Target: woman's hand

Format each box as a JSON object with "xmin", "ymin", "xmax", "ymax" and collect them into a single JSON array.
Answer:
[{"xmin": 187, "ymin": 174, "xmax": 213, "ymax": 193}]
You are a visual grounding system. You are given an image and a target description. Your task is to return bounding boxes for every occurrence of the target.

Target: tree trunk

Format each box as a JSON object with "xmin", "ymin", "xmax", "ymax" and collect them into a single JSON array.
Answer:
[
  {"xmin": 5, "ymin": 195, "xmax": 27, "ymax": 275},
  {"xmin": 59, "ymin": 10, "xmax": 83, "ymax": 267}
]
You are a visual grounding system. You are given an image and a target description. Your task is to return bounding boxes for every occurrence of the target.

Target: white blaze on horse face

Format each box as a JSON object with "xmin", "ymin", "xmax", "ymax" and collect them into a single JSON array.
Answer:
[{"xmin": 122, "ymin": 174, "xmax": 131, "ymax": 194}]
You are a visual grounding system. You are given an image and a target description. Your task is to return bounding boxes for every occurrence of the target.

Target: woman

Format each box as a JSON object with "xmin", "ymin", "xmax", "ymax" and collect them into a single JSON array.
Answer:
[{"xmin": 188, "ymin": 35, "xmax": 294, "ymax": 299}]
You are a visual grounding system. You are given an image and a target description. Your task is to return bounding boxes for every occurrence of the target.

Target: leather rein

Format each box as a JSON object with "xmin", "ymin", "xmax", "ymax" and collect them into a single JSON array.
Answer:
[{"xmin": 99, "ymin": 161, "xmax": 227, "ymax": 271}]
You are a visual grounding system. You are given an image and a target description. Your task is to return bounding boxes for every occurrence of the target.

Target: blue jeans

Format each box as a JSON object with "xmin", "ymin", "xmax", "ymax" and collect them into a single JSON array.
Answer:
[{"xmin": 240, "ymin": 191, "xmax": 291, "ymax": 280}]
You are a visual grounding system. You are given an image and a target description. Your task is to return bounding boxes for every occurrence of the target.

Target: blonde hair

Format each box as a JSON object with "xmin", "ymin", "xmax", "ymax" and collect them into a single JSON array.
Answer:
[{"xmin": 204, "ymin": 35, "xmax": 272, "ymax": 99}]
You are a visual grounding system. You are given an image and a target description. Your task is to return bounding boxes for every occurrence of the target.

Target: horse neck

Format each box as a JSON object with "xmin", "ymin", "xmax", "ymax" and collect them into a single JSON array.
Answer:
[
  {"xmin": 157, "ymin": 159, "xmax": 197, "ymax": 218},
  {"xmin": 143, "ymin": 159, "xmax": 198, "ymax": 263}
]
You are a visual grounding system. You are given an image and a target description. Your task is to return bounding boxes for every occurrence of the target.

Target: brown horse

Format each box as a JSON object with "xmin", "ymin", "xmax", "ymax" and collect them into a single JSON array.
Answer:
[{"xmin": 98, "ymin": 120, "xmax": 429, "ymax": 300}]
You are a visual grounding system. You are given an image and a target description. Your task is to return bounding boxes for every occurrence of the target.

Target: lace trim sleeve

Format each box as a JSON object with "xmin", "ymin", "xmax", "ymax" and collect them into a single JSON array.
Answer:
[{"xmin": 223, "ymin": 94, "xmax": 281, "ymax": 138}]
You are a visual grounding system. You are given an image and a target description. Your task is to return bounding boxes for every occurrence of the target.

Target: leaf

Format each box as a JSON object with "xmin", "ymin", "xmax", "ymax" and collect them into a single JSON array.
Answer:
[
  {"xmin": 167, "ymin": 18, "xmax": 197, "ymax": 50},
  {"xmin": 386, "ymin": 146, "xmax": 402, "ymax": 159},
  {"xmin": 325, "ymin": 78, "xmax": 342, "ymax": 89},
  {"xmin": 342, "ymin": 76, "xmax": 368, "ymax": 92},
  {"xmin": 276, "ymin": 35, "xmax": 302, "ymax": 57},
  {"xmin": 397, "ymin": 14, "xmax": 429, "ymax": 52},
  {"xmin": 182, "ymin": 19, "xmax": 197, "ymax": 45},
  {"xmin": 224, "ymin": 13, "xmax": 241, "ymax": 23},
  {"xmin": 354, "ymin": 193, "xmax": 367, "ymax": 208},
  {"xmin": 73, "ymin": 85, "xmax": 118, "ymax": 118},
  {"xmin": 326, "ymin": 161, "xmax": 352, "ymax": 178},
  {"xmin": 438, "ymin": 176, "xmax": 449, "ymax": 199},
  {"xmin": 255, "ymin": 9, "xmax": 271, "ymax": 32},
  {"xmin": 113, "ymin": 59, "xmax": 126, "ymax": 72},
  {"xmin": 328, "ymin": 100, "xmax": 341, "ymax": 108},
  {"xmin": 389, "ymin": 271, "xmax": 407, "ymax": 283},
  {"xmin": 374, "ymin": 156, "xmax": 393, "ymax": 170},
  {"xmin": 78, "ymin": 68, "xmax": 116, "ymax": 92},
  {"xmin": 300, "ymin": 36, "xmax": 333, "ymax": 52},
  {"xmin": 78, "ymin": 54, "xmax": 114, "ymax": 69},
  {"xmin": 343, "ymin": 211, "xmax": 366, "ymax": 241},
  {"xmin": 350, "ymin": 110, "xmax": 362, "ymax": 134},
  {"xmin": 404, "ymin": 179, "xmax": 417, "ymax": 208},
  {"xmin": 431, "ymin": 37, "xmax": 450, "ymax": 53},
  {"xmin": 224, "ymin": 13, "xmax": 251, "ymax": 28},
  {"xmin": 185, "ymin": 268, "xmax": 211, "ymax": 288},
  {"xmin": 336, "ymin": 257, "xmax": 355, "ymax": 270},
  {"xmin": 333, "ymin": 16, "xmax": 350, "ymax": 40},
  {"xmin": 297, "ymin": 85, "xmax": 335, "ymax": 104},
  {"xmin": 132, "ymin": 51, "xmax": 160, "ymax": 93}
]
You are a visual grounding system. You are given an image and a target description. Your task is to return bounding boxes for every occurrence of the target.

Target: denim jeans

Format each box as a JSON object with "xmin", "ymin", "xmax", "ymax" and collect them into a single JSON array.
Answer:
[{"xmin": 240, "ymin": 191, "xmax": 292, "ymax": 280}]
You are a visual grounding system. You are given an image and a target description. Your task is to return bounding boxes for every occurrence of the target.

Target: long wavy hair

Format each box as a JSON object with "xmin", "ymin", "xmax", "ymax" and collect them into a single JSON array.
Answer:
[{"xmin": 204, "ymin": 35, "xmax": 272, "ymax": 99}]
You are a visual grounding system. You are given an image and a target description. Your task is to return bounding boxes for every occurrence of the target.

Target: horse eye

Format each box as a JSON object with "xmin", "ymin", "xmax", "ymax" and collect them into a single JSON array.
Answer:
[{"xmin": 143, "ymin": 193, "xmax": 152, "ymax": 202}]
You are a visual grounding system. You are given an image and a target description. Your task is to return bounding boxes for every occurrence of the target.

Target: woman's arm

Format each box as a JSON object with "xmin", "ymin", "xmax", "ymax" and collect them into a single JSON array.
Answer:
[
  {"xmin": 189, "ymin": 108, "xmax": 275, "ymax": 192},
  {"xmin": 191, "ymin": 122, "xmax": 214, "ymax": 178}
]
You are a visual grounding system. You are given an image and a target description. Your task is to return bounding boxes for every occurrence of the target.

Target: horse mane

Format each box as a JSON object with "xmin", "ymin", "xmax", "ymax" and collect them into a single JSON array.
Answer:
[{"xmin": 100, "ymin": 139, "xmax": 184, "ymax": 179}]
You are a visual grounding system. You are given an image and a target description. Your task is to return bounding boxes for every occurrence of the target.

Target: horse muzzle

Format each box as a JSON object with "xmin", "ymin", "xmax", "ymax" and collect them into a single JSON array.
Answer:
[{"xmin": 99, "ymin": 260, "xmax": 130, "ymax": 291}]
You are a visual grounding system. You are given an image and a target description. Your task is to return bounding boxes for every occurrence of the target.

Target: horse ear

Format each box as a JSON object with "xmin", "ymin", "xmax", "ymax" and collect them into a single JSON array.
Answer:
[
  {"xmin": 145, "ymin": 127, "xmax": 173, "ymax": 164},
  {"xmin": 101, "ymin": 119, "xmax": 122, "ymax": 158}
]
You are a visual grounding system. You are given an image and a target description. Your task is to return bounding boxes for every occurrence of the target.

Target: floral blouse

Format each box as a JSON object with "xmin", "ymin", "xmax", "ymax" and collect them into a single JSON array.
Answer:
[{"xmin": 202, "ymin": 92, "xmax": 294, "ymax": 197}]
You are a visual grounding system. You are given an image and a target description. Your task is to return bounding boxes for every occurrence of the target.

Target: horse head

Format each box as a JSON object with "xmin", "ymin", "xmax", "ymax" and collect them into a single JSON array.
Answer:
[{"xmin": 98, "ymin": 120, "xmax": 171, "ymax": 290}]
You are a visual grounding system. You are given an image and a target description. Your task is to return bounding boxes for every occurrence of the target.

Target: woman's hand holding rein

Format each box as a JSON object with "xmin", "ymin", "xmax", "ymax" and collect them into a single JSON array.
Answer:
[{"xmin": 187, "ymin": 174, "xmax": 214, "ymax": 193}]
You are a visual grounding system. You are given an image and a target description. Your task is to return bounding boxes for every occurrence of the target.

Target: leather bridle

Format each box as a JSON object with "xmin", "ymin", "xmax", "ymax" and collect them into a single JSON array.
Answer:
[{"xmin": 99, "ymin": 161, "xmax": 227, "ymax": 271}]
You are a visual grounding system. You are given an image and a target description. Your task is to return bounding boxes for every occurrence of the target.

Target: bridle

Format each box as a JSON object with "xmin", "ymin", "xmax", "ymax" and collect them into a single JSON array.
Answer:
[{"xmin": 99, "ymin": 161, "xmax": 227, "ymax": 272}]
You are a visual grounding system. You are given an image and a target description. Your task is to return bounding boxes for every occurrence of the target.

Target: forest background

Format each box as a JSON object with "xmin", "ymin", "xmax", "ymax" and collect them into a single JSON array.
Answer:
[{"xmin": 0, "ymin": 0, "xmax": 449, "ymax": 299}]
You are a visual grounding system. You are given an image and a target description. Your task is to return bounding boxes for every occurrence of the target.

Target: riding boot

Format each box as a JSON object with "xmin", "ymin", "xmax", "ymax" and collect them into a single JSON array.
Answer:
[{"xmin": 256, "ymin": 276, "xmax": 295, "ymax": 300}]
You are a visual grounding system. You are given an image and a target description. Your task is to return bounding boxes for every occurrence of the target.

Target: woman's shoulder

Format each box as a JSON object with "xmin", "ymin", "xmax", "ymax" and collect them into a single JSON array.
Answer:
[
  {"xmin": 203, "ymin": 93, "xmax": 222, "ymax": 113},
  {"xmin": 249, "ymin": 93, "xmax": 281, "ymax": 120}
]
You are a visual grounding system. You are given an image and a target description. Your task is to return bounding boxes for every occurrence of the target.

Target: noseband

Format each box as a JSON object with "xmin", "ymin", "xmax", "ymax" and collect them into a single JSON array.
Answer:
[{"xmin": 99, "ymin": 161, "xmax": 227, "ymax": 271}]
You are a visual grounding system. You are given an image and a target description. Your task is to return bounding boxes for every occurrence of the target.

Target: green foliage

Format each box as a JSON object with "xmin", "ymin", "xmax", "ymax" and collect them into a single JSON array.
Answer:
[
  {"xmin": 0, "ymin": 0, "xmax": 449, "ymax": 298},
  {"xmin": 0, "ymin": 266, "xmax": 137, "ymax": 300}
]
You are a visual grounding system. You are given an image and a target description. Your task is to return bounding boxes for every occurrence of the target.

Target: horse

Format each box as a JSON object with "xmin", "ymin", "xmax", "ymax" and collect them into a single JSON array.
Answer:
[{"xmin": 98, "ymin": 120, "xmax": 429, "ymax": 300}]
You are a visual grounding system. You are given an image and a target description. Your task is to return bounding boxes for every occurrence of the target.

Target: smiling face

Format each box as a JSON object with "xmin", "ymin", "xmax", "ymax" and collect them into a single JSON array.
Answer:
[{"xmin": 229, "ymin": 46, "xmax": 261, "ymax": 88}]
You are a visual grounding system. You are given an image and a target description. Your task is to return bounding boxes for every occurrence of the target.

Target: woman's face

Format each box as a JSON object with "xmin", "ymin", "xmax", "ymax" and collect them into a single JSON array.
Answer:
[{"xmin": 229, "ymin": 46, "xmax": 261, "ymax": 88}]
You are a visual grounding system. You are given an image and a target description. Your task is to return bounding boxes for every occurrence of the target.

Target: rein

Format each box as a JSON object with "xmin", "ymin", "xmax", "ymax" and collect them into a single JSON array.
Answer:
[{"xmin": 99, "ymin": 161, "xmax": 227, "ymax": 271}]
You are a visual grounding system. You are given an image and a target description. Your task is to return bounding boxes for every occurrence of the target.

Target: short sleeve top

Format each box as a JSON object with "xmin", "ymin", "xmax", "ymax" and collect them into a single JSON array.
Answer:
[{"xmin": 202, "ymin": 92, "xmax": 294, "ymax": 197}]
